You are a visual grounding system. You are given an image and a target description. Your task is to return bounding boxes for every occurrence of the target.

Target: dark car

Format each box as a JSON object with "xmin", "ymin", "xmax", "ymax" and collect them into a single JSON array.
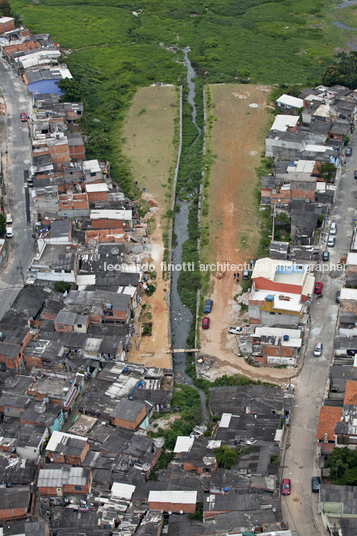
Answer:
[
  {"xmin": 242, "ymin": 270, "xmax": 250, "ymax": 280},
  {"xmin": 203, "ymin": 299, "xmax": 213, "ymax": 314},
  {"xmin": 20, "ymin": 112, "xmax": 27, "ymax": 122},
  {"xmin": 281, "ymin": 478, "xmax": 291, "ymax": 496},
  {"xmin": 346, "ymin": 147, "xmax": 352, "ymax": 157},
  {"xmin": 312, "ymin": 476, "xmax": 321, "ymax": 493},
  {"xmin": 336, "ymin": 291, "xmax": 341, "ymax": 304},
  {"xmin": 202, "ymin": 317, "xmax": 210, "ymax": 329},
  {"xmin": 322, "ymin": 251, "xmax": 329, "ymax": 262},
  {"xmin": 314, "ymin": 282, "xmax": 323, "ymax": 294},
  {"xmin": 355, "ymin": 170, "xmax": 357, "ymax": 180}
]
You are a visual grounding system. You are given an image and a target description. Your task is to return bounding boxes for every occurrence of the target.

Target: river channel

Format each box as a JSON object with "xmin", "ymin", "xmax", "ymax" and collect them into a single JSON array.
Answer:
[{"xmin": 170, "ymin": 48, "xmax": 209, "ymax": 423}]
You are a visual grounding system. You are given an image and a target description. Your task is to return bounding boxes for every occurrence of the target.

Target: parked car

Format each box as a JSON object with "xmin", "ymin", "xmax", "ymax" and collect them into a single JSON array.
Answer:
[
  {"xmin": 346, "ymin": 147, "xmax": 352, "ymax": 157},
  {"xmin": 313, "ymin": 342, "xmax": 323, "ymax": 357},
  {"xmin": 322, "ymin": 251, "xmax": 329, "ymax": 262},
  {"xmin": 203, "ymin": 299, "xmax": 213, "ymax": 314},
  {"xmin": 281, "ymin": 478, "xmax": 291, "ymax": 496},
  {"xmin": 312, "ymin": 476, "xmax": 321, "ymax": 493},
  {"xmin": 6, "ymin": 227, "xmax": 13, "ymax": 238},
  {"xmin": 5, "ymin": 213, "xmax": 12, "ymax": 225},
  {"xmin": 202, "ymin": 317, "xmax": 210, "ymax": 329},
  {"xmin": 20, "ymin": 112, "xmax": 27, "ymax": 122},
  {"xmin": 314, "ymin": 282, "xmax": 323, "ymax": 294},
  {"xmin": 354, "ymin": 170, "xmax": 357, "ymax": 180},
  {"xmin": 329, "ymin": 222, "xmax": 337, "ymax": 235},
  {"xmin": 242, "ymin": 270, "xmax": 250, "ymax": 280},
  {"xmin": 228, "ymin": 326, "xmax": 243, "ymax": 335},
  {"xmin": 327, "ymin": 236, "xmax": 335, "ymax": 247},
  {"xmin": 336, "ymin": 291, "xmax": 341, "ymax": 304}
]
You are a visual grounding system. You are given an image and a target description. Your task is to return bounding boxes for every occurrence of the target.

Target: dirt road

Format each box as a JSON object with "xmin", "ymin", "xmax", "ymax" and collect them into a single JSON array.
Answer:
[
  {"xmin": 199, "ymin": 85, "xmax": 297, "ymax": 382},
  {"xmin": 122, "ymin": 86, "xmax": 178, "ymax": 369}
]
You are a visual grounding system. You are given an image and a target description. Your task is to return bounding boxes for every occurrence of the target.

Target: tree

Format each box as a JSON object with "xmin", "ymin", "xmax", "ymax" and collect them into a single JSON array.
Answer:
[
  {"xmin": 214, "ymin": 445, "xmax": 238, "ymax": 469},
  {"xmin": 0, "ymin": 214, "xmax": 6, "ymax": 237},
  {"xmin": 317, "ymin": 163, "xmax": 337, "ymax": 183},
  {"xmin": 54, "ymin": 281, "xmax": 71, "ymax": 293},
  {"xmin": 325, "ymin": 446, "xmax": 357, "ymax": 481},
  {"xmin": 0, "ymin": 0, "xmax": 12, "ymax": 17},
  {"xmin": 276, "ymin": 212, "xmax": 290, "ymax": 224},
  {"xmin": 56, "ymin": 78, "xmax": 82, "ymax": 102}
]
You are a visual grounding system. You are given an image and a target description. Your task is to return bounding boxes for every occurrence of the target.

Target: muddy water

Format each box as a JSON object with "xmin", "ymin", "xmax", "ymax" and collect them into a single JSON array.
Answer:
[{"xmin": 170, "ymin": 49, "xmax": 209, "ymax": 423}]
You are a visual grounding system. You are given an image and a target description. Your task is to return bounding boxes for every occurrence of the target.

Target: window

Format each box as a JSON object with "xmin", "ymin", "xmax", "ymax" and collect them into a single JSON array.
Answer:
[
  {"xmin": 269, "ymin": 312, "xmax": 276, "ymax": 315},
  {"xmin": 90, "ymin": 172, "xmax": 96, "ymax": 177},
  {"xmin": 77, "ymin": 324, "xmax": 82, "ymax": 328},
  {"xmin": 74, "ymin": 486, "xmax": 82, "ymax": 491}
]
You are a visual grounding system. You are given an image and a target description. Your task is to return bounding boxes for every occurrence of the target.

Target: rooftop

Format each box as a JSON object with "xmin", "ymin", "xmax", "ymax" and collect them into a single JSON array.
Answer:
[
  {"xmin": 316, "ymin": 405, "xmax": 342, "ymax": 442},
  {"xmin": 111, "ymin": 399, "xmax": 146, "ymax": 423},
  {"xmin": 250, "ymin": 288, "xmax": 303, "ymax": 313},
  {"xmin": 344, "ymin": 380, "xmax": 357, "ymax": 406},
  {"xmin": 0, "ymin": 486, "xmax": 31, "ymax": 510},
  {"xmin": 271, "ymin": 115, "xmax": 299, "ymax": 132}
]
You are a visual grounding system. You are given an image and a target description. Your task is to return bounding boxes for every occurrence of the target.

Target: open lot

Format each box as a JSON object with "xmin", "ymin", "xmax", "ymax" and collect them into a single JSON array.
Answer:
[
  {"xmin": 200, "ymin": 84, "xmax": 296, "ymax": 382},
  {"xmin": 123, "ymin": 85, "xmax": 178, "ymax": 369}
]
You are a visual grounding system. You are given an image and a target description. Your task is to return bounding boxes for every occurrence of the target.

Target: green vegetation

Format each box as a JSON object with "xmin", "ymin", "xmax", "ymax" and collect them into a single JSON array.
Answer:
[
  {"xmin": 11, "ymin": 0, "xmax": 347, "ymax": 196},
  {"xmin": 322, "ymin": 51, "xmax": 357, "ymax": 89},
  {"xmin": 317, "ymin": 162, "xmax": 337, "ymax": 183},
  {"xmin": 270, "ymin": 454, "xmax": 281, "ymax": 465},
  {"xmin": 326, "ymin": 447, "xmax": 357, "ymax": 485},
  {"xmin": 150, "ymin": 385, "xmax": 202, "ymax": 450},
  {"xmin": 214, "ymin": 445, "xmax": 238, "ymax": 469},
  {"xmin": 54, "ymin": 281, "xmax": 71, "ymax": 293},
  {"xmin": 0, "ymin": 214, "xmax": 6, "ymax": 237},
  {"xmin": 187, "ymin": 501, "xmax": 203, "ymax": 521}
]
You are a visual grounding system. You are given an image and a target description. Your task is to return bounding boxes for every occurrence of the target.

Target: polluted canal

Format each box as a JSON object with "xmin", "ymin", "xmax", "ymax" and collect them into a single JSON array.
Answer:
[{"xmin": 170, "ymin": 48, "xmax": 209, "ymax": 423}]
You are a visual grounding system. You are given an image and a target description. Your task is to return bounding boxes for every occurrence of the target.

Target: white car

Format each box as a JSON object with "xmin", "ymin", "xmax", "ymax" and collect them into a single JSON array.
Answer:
[
  {"xmin": 327, "ymin": 235, "xmax": 335, "ymax": 247},
  {"xmin": 313, "ymin": 342, "xmax": 323, "ymax": 357},
  {"xmin": 329, "ymin": 223, "xmax": 337, "ymax": 235},
  {"xmin": 6, "ymin": 227, "xmax": 13, "ymax": 238},
  {"xmin": 228, "ymin": 326, "xmax": 243, "ymax": 335}
]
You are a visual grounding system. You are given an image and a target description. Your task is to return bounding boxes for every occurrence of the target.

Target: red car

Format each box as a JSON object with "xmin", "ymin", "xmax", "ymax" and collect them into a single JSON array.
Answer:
[
  {"xmin": 314, "ymin": 282, "xmax": 323, "ymax": 294},
  {"xmin": 202, "ymin": 317, "xmax": 210, "ymax": 329},
  {"xmin": 281, "ymin": 478, "xmax": 291, "ymax": 496},
  {"xmin": 20, "ymin": 113, "xmax": 28, "ymax": 122}
]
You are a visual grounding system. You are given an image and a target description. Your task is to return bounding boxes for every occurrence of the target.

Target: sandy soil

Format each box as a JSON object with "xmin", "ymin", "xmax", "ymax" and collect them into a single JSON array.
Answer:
[
  {"xmin": 199, "ymin": 85, "xmax": 297, "ymax": 383},
  {"xmin": 122, "ymin": 86, "xmax": 178, "ymax": 369},
  {"xmin": 128, "ymin": 194, "xmax": 172, "ymax": 369}
]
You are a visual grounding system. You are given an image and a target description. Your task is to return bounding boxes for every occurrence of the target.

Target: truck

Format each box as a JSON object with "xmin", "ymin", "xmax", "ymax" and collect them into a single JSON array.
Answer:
[{"xmin": 6, "ymin": 213, "xmax": 12, "ymax": 225}]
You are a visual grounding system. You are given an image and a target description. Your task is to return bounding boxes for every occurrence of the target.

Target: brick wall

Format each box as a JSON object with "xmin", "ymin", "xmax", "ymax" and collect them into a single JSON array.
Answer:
[
  {"xmin": 48, "ymin": 142, "xmax": 70, "ymax": 166},
  {"xmin": 24, "ymin": 353, "xmax": 42, "ymax": 369},
  {"xmin": 111, "ymin": 406, "xmax": 146, "ymax": 430},
  {"xmin": 85, "ymin": 230, "xmax": 125, "ymax": 244},
  {"xmin": 3, "ymin": 41, "xmax": 39, "ymax": 60},
  {"xmin": 54, "ymin": 322, "xmax": 73, "ymax": 333},
  {"xmin": 73, "ymin": 193, "xmax": 89, "ymax": 210},
  {"xmin": 148, "ymin": 501, "xmax": 195, "ymax": 514},
  {"xmin": 0, "ymin": 19, "xmax": 15, "ymax": 34},
  {"xmin": 69, "ymin": 144, "xmax": 85, "ymax": 160},
  {"xmin": 86, "ymin": 189, "xmax": 108, "ymax": 203}
]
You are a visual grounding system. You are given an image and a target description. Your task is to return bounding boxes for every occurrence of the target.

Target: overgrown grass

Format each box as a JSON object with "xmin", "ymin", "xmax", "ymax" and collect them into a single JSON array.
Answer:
[{"xmin": 11, "ymin": 0, "xmax": 347, "ymax": 195}]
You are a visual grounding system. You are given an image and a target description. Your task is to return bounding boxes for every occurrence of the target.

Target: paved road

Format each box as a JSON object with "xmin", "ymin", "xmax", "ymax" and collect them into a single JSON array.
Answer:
[
  {"xmin": 281, "ymin": 143, "xmax": 356, "ymax": 534},
  {"xmin": 0, "ymin": 59, "xmax": 36, "ymax": 319}
]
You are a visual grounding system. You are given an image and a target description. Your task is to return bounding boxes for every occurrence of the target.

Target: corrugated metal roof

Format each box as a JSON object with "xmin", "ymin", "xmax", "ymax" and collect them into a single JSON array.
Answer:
[
  {"xmin": 219, "ymin": 413, "xmax": 232, "ymax": 428},
  {"xmin": 173, "ymin": 436, "xmax": 194, "ymax": 453},
  {"xmin": 111, "ymin": 482, "xmax": 136, "ymax": 500}
]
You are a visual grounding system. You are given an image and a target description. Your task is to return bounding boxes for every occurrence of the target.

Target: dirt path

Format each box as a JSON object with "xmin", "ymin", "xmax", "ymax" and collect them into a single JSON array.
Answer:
[
  {"xmin": 199, "ymin": 85, "xmax": 297, "ymax": 382},
  {"xmin": 128, "ymin": 193, "xmax": 171, "ymax": 369},
  {"xmin": 121, "ymin": 86, "xmax": 178, "ymax": 369}
]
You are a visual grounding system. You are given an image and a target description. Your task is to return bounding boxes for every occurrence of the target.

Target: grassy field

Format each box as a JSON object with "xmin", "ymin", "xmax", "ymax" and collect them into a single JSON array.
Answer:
[
  {"xmin": 122, "ymin": 85, "xmax": 179, "ymax": 207},
  {"xmin": 10, "ymin": 0, "xmax": 349, "ymax": 194}
]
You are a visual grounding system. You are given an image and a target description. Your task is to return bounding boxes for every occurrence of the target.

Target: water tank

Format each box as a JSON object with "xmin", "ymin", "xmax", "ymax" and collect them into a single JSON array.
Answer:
[
  {"xmin": 283, "ymin": 335, "xmax": 289, "ymax": 341},
  {"xmin": 223, "ymin": 487, "xmax": 230, "ymax": 493},
  {"xmin": 106, "ymin": 303, "xmax": 112, "ymax": 310}
]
